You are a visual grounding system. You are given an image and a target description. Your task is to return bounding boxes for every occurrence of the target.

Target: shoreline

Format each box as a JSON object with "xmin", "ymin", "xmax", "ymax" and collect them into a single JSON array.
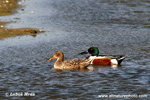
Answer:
[{"xmin": 0, "ymin": 0, "xmax": 43, "ymax": 39}]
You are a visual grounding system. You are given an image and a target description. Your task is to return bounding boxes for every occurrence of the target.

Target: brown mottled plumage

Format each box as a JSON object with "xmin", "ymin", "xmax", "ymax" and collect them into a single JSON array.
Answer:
[{"xmin": 47, "ymin": 51, "xmax": 91, "ymax": 70}]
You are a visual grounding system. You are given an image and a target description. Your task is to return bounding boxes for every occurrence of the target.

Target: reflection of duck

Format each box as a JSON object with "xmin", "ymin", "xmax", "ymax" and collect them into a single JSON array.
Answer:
[
  {"xmin": 47, "ymin": 51, "xmax": 92, "ymax": 70},
  {"xmin": 80, "ymin": 47, "xmax": 126, "ymax": 66}
]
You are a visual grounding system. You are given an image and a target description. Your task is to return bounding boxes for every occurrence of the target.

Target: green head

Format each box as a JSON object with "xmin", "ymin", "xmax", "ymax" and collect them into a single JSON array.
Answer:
[
  {"xmin": 80, "ymin": 47, "xmax": 99, "ymax": 56},
  {"xmin": 88, "ymin": 47, "xmax": 99, "ymax": 56}
]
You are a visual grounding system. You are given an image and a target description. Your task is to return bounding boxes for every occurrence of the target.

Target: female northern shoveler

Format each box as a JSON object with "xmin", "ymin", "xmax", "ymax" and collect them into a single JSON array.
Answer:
[
  {"xmin": 47, "ymin": 51, "xmax": 91, "ymax": 70},
  {"xmin": 79, "ymin": 47, "xmax": 126, "ymax": 66}
]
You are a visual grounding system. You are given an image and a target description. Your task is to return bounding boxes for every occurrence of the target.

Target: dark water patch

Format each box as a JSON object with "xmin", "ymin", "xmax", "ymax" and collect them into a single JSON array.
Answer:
[{"xmin": 50, "ymin": 0, "xmax": 150, "ymax": 28}]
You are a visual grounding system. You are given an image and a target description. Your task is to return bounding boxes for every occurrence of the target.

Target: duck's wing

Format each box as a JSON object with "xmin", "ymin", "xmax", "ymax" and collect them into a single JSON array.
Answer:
[
  {"xmin": 77, "ymin": 58, "xmax": 92, "ymax": 69},
  {"xmin": 63, "ymin": 58, "xmax": 91, "ymax": 69}
]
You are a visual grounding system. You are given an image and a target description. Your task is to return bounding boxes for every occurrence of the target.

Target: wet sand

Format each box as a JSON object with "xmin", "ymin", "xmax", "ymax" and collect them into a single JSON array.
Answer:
[
  {"xmin": 0, "ymin": 0, "xmax": 43, "ymax": 39},
  {"xmin": 0, "ymin": 0, "xmax": 21, "ymax": 16},
  {"xmin": 0, "ymin": 28, "xmax": 43, "ymax": 39}
]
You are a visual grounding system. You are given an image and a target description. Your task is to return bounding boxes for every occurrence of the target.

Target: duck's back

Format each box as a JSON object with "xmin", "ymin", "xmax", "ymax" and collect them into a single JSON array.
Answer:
[{"xmin": 62, "ymin": 58, "xmax": 91, "ymax": 70}]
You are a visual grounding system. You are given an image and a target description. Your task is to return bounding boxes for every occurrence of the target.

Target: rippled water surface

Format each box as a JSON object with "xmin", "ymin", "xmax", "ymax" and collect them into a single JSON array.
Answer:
[{"xmin": 0, "ymin": 0, "xmax": 150, "ymax": 99}]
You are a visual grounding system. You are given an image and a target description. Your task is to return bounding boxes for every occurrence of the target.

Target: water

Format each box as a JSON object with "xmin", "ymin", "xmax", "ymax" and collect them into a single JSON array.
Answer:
[{"xmin": 0, "ymin": 0, "xmax": 150, "ymax": 99}]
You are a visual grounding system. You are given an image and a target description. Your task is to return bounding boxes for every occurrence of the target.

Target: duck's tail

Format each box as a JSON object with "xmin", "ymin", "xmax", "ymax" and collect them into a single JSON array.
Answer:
[{"xmin": 116, "ymin": 56, "xmax": 126, "ymax": 65}]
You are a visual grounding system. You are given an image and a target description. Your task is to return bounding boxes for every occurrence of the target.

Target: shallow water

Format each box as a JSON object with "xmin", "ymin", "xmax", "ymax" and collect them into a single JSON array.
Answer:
[{"xmin": 0, "ymin": 0, "xmax": 150, "ymax": 99}]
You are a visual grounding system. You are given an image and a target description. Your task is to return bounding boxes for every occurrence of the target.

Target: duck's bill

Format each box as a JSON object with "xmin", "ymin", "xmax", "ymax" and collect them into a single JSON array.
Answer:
[
  {"xmin": 79, "ymin": 51, "xmax": 88, "ymax": 55},
  {"xmin": 47, "ymin": 56, "xmax": 55, "ymax": 61}
]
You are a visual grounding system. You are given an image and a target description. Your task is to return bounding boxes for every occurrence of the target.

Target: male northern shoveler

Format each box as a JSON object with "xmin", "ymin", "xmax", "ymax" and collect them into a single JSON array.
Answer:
[
  {"xmin": 79, "ymin": 47, "xmax": 126, "ymax": 66},
  {"xmin": 47, "ymin": 51, "xmax": 92, "ymax": 70}
]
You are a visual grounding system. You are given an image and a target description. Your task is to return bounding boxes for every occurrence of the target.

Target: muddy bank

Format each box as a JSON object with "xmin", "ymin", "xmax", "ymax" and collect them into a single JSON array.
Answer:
[
  {"xmin": 0, "ymin": 28, "xmax": 43, "ymax": 39},
  {"xmin": 0, "ymin": 0, "xmax": 21, "ymax": 16},
  {"xmin": 0, "ymin": 0, "xmax": 43, "ymax": 39}
]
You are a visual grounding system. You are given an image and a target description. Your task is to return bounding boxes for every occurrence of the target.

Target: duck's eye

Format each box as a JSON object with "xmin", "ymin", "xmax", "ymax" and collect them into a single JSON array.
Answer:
[
  {"xmin": 89, "ymin": 48, "xmax": 94, "ymax": 52},
  {"xmin": 57, "ymin": 53, "xmax": 60, "ymax": 56}
]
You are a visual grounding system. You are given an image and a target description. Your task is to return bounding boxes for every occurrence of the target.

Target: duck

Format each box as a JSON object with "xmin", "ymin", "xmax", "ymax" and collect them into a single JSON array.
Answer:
[
  {"xmin": 47, "ymin": 51, "xmax": 92, "ymax": 70},
  {"xmin": 79, "ymin": 47, "xmax": 126, "ymax": 66}
]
